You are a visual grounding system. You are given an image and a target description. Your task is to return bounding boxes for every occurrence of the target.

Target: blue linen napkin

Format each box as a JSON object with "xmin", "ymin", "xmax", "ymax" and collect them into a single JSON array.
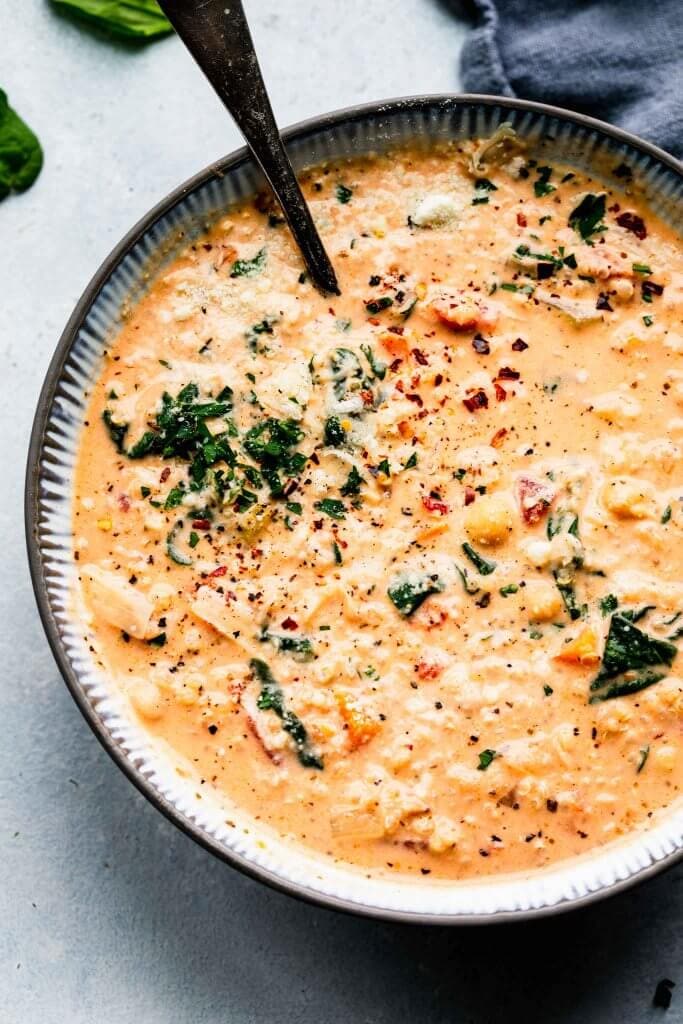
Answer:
[{"xmin": 460, "ymin": 0, "xmax": 683, "ymax": 159}]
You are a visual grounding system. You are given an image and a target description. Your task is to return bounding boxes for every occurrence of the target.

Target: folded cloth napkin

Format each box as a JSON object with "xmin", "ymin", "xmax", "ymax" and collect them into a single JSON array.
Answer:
[{"xmin": 460, "ymin": 0, "xmax": 683, "ymax": 159}]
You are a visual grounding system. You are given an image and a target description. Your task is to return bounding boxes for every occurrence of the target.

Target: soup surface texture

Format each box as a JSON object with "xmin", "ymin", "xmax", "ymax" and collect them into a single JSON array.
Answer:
[{"xmin": 74, "ymin": 136, "xmax": 683, "ymax": 880}]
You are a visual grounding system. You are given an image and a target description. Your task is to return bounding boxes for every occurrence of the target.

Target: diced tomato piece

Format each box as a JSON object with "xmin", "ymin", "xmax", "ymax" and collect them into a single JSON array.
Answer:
[
  {"xmin": 422, "ymin": 495, "xmax": 450, "ymax": 515},
  {"xmin": 516, "ymin": 476, "xmax": 556, "ymax": 525}
]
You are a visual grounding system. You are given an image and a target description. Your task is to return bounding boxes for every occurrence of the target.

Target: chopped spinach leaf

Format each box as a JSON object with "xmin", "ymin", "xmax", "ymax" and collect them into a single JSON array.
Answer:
[
  {"xmin": 360, "ymin": 343, "xmax": 387, "ymax": 380},
  {"xmin": 462, "ymin": 543, "xmax": 496, "ymax": 575},
  {"xmin": 589, "ymin": 613, "xmax": 677, "ymax": 701},
  {"xmin": 323, "ymin": 415, "xmax": 347, "ymax": 447},
  {"xmin": 102, "ymin": 409, "xmax": 128, "ymax": 454},
  {"xmin": 251, "ymin": 658, "xmax": 323, "ymax": 768},
  {"xmin": 166, "ymin": 521, "xmax": 193, "ymax": 566},
  {"xmin": 259, "ymin": 628, "xmax": 315, "ymax": 662},
  {"xmin": 388, "ymin": 572, "xmax": 444, "ymax": 617},
  {"xmin": 456, "ymin": 565, "xmax": 480, "ymax": 596}
]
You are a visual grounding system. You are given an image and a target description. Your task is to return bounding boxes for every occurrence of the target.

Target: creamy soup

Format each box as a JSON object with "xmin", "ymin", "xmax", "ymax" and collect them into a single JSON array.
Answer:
[{"xmin": 73, "ymin": 132, "xmax": 683, "ymax": 880}]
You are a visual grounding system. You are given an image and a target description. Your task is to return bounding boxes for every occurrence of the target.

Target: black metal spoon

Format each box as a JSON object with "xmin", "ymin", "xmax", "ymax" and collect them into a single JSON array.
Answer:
[{"xmin": 158, "ymin": 0, "xmax": 339, "ymax": 295}]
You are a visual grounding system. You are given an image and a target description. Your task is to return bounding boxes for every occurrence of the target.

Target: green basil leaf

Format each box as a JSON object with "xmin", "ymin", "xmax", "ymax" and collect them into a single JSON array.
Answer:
[
  {"xmin": 51, "ymin": 0, "xmax": 173, "ymax": 39},
  {"xmin": 0, "ymin": 90, "xmax": 43, "ymax": 200}
]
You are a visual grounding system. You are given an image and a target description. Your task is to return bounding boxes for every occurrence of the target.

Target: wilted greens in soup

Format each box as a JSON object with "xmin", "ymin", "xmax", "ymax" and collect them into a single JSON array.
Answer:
[{"xmin": 73, "ymin": 132, "xmax": 683, "ymax": 880}]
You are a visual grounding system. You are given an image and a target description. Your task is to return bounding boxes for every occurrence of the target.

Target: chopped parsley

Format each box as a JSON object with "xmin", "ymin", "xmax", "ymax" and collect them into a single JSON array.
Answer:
[
  {"xmin": 229, "ymin": 247, "xmax": 266, "ymax": 278},
  {"xmin": 340, "ymin": 465, "xmax": 364, "ymax": 497},
  {"xmin": 599, "ymin": 594, "xmax": 618, "ymax": 616},
  {"xmin": 568, "ymin": 193, "xmax": 606, "ymax": 241},
  {"xmin": 477, "ymin": 749, "xmax": 498, "ymax": 771},
  {"xmin": 336, "ymin": 183, "xmax": 353, "ymax": 204},
  {"xmin": 314, "ymin": 498, "xmax": 346, "ymax": 520},
  {"xmin": 533, "ymin": 166, "xmax": 555, "ymax": 198}
]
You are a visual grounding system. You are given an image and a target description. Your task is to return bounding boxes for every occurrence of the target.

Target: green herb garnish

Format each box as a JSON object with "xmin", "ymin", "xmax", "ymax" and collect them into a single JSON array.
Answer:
[
  {"xmin": 600, "ymin": 594, "xmax": 618, "ymax": 616},
  {"xmin": 568, "ymin": 193, "xmax": 606, "ymax": 241},
  {"xmin": 336, "ymin": 183, "xmax": 353, "ymax": 204},
  {"xmin": 314, "ymin": 498, "xmax": 346, "ymax": 520},
  {"xmin": 636, "ymin": 744, "xmax": 650, "ymax": 773},
  {"xmin": 477, "ymin": 749, "xmax": 498, "ymax": 771},
  {"xmin": 533, "ymin": 166, "xmax": 555, "ymax": 198},
  {"xmin": 340, "ymin": 465, "xmax": 364, "ymax": 497},
  {"xmin": 229, "ymin": 247, "xmax": 266, "ymax": 278}
]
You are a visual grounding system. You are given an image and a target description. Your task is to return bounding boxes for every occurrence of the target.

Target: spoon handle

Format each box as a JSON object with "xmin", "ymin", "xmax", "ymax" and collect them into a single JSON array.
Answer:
[{"xmin": 158, "ymin": 0, "xmax": 339, "ymax": 295}]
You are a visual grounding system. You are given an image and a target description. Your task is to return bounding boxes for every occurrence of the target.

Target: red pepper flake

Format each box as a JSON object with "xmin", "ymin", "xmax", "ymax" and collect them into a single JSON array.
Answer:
[
  {"xmin": 395, "ymin": 379, "xmax": 405, "ymax": 393},
  {"xmin": 192, "ymin": 518, "xmax": 211, "ymax": 530},
  {"xmin": 416, "ymin": 660, "xmax": 444, "ymax": 680},
  {"xmin": 160, "ymin": 467, "xmax": 171, "ymax": 483},
  {"xmin": 516, "ymin": 212, "xmax": 527, "ymax": 227},
  {"xmin": 389, "ymin": 358, "xmax": 403, "ymax": 372},
  {"xmin": 387, "ymin": 325, "xmax": 404, "ymax": 335},
  {"xmin": 422, "ymin": 495, "xmax": 450, "ymax": 515},
  {"xmin": 367, "ymin": 317, "xmax": 380, "ymax": 326},
  {"xmin": 511, "ymin": 338, "xmax": 528, "ymax": 351},
  {"xmin": 209, "ymin": 566, "xmax": 227, "ymax": 577},
  {"xmin": 281, "ymin": 616, "xmax": 298, "ymax": 631},
  {"xmin": 494, "ymin": 382, "xmax": 507, "ymax": 402},
  {"xmin": 463, "ymin": 390, "xmax": 488, "ymax": 413},
  {"xmin": 406, "ymin": 393, "xmax": 423, "ymax": 406},
  {"xmin": 360, "ymin": 389, "xmax": 374, "ymax": 406},
  {"xmin": 497, "ymin": 366, "xmax": 520, "ymax": 381},
  {"xmin": 490, "ymin": 427, "xmax": 508, "ymax": 448},
  {"xmin": 118, "ymin": 494, "xmax": 131, "ymax": 512},
  {"xmin": 616, "ymin": 210, "xmax": 647, "ymax": 239},
  {"xmin": 412, "ymin": 348, "xmax": 428, "ymax": 365},
  {"xmin": 516, "ymin": 476, "xmax": 556, "ymax": 524},
  {"xmin": 434, "ymin": 373, "xmax": 443, "ymax": 387},
  {"xmin": 464, "ymin": 486, "xmax": 476, "ymax": 506}
]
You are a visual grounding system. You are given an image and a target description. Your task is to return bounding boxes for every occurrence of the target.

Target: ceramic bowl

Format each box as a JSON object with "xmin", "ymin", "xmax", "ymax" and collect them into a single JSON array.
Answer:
[{"xmin": 26, "ymin": 95, "xmax": 683, "ymax": 923}]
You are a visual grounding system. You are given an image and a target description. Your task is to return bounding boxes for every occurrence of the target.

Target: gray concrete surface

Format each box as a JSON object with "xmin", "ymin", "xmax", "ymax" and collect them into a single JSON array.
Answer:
[{"xmin": 1, "ymin": 2, "xmax": 681, "ymax": 1022}]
